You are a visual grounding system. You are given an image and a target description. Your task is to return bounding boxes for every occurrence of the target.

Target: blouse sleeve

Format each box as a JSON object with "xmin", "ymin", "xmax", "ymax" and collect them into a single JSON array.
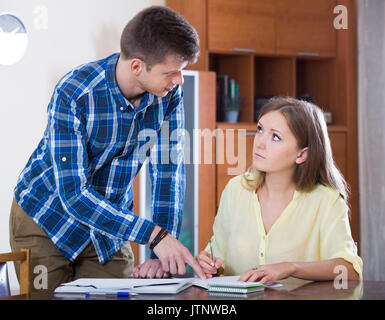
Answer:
[{"xmin": 320, "ymin": 194, "xmax": 363, "ymax": 280}]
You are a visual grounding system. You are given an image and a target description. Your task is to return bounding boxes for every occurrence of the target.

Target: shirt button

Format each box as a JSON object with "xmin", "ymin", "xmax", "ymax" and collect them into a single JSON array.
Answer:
[
  {"xmin": 61, "ymin": 157, "xmax": 67, "ymax": 162},
  {"xmin": 260, "ymin": 252, "xmax": 264, "ymax": 257},
  {"xmin": 120, "ymin": 106, "xmax": 124, "ymax": 111}
]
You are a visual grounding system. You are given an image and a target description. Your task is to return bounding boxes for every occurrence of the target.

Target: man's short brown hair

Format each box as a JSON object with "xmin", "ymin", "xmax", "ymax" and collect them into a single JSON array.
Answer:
[{"xmin": 120, "ymin": 6, "xmax": 200, "ymax": 68}]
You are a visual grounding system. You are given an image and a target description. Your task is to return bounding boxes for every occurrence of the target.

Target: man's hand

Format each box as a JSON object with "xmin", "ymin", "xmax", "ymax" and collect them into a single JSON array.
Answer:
[
  {"xmin": 132, "ymin": 259, "xmax": 170, "ymax": 278},
  {"xmin": 150, "ymin": 226, "xmax": 206, "ymax": 279}
]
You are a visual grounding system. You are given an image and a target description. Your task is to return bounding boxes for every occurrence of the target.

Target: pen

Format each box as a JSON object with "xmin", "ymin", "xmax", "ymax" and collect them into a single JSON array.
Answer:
[
  {"xmin": 209, "ymin": 239, "xmax": 214, "ymax": 266},
  {"xmin": 85, "ymin": 291, "xmax": 137, "ymax": 297}
]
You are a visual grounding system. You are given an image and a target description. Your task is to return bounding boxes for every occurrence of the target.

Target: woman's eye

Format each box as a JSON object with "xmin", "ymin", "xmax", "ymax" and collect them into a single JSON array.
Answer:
[{"xmin": 273, "ymin": 134, "xmax": 281, "ymax": 141}]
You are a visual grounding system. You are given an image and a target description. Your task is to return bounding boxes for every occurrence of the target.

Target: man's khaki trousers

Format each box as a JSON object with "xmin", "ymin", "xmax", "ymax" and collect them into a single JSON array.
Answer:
[{"xmin": 9, "ymin": 198, "xmax": 134, "ymax": 293}]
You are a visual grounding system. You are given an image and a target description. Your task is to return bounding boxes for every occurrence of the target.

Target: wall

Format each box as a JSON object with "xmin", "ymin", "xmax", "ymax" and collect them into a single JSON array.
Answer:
[
  {"xmin": 357, "ymin": 0, "xmax": 385, "ymax": 281},
  {"xmin": 0, "ymin": 0, "xmax": 165, "ymax": 292}
]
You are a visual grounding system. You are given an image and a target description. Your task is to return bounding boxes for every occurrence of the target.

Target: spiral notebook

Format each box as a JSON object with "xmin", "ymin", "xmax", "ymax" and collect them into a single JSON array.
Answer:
[
  {"xmin": 208, "ymin": 284, "xmax": 264, "ymax": 294},
  {"xmin": 208, "ymin": 290, "xmax": 265, "ymax": 299},
  {"xmin": 192, "ymin": 276, "xmax": 281, "ymax": 294},
  {"xmin": 203, "ymin": 276, "xmax": 264, "ymax": 294}
]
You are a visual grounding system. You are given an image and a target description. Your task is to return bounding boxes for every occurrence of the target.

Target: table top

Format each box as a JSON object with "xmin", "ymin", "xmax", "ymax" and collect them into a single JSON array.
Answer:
[{"xmin": 2, "ymin": 279, "xmax": 385, "ymax": 300}]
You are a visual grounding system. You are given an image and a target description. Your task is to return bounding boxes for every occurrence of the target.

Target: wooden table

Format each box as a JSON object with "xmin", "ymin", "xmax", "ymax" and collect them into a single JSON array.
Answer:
[
  {"xmin": 2, "ymin": 279, "xmax": 385, "ymax": 300},
  {"xmin": 2, "ymin": 279, "xmax": 384, "ymax": 318}
]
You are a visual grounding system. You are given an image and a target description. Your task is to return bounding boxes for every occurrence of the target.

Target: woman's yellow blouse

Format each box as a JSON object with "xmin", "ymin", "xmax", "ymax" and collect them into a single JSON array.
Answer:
[{"xmin": 205, "ymin": 175, "xmax": 363, "ymax": 279}]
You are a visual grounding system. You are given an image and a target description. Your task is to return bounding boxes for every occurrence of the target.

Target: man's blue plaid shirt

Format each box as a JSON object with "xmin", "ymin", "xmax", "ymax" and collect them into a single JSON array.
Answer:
[{"xmin": 14, "ymin": 53, "xmax": 185, "ymax": 263}]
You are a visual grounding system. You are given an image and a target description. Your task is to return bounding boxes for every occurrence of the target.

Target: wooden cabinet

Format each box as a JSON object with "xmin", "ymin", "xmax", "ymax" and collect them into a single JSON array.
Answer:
[
  {"xmin": 167, "ymin": 0, "xmax": 209, "ymax": 70},
  {"xmin": 255, "ymin": 57, "xmax": 296, "ymax": 98},
  {"xmin": 329, "ymin": 132, "xmax": 347, "ymax": 178},
  {"xmin": 215, "ymin": 124, "xmax": 256, "ymax": 207},
  {"xmin": 207, "ymin": 0, "xmax": 276, "ymax": 54},
  {"xmin": 275, "ymin": 0, "xmax": 337, "ymax": 57},
  {"xmin": 174, "ymin": 0, "xmax": 336, "ymax": 60},
  {"xmin": 296, "ymin": 59, "xmax": 340, "ymax": 123},
  {"xmin": 210, "ymin": 54, "xmax": 254, "ymax": 122},
  {"xmin": 168, "ymin": 0, "xmax": 358, "ymax": 241}
]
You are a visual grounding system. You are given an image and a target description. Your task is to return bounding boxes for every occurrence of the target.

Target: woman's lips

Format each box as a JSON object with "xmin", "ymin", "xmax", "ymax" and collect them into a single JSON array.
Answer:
[{"xmin": 255, "ymin": 152, "xmax": 265, "ymax": 159}]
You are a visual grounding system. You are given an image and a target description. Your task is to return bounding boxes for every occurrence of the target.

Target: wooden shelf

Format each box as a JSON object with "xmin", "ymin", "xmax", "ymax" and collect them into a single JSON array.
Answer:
[
  {"xmin": 327, "ymin": 125, "xmax": 348, "ymax": 133},
  {"xmin": 216, "ymin": 122, "xmax": 258, "ymax": 131},
  {"xmin": 216, "ymin": 122, "xmax": 347, "ymax": 133}
]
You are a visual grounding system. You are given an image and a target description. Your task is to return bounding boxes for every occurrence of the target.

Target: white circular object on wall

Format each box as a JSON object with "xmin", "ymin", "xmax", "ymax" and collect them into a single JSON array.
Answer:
[{"xmin": 0, "ymin": 13, "xmax": 28, "ymax": 66}]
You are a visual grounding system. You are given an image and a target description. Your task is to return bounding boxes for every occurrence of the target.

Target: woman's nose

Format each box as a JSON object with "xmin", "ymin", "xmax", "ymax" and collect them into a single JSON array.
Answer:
[{"xmin": 254, "ymin": 134, "xmax": 266, "ymax": 149}]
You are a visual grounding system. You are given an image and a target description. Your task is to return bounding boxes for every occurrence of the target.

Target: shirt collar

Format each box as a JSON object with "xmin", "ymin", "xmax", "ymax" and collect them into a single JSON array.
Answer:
[{"xmin": 105, "ymin": 53, "xmax": 155, "ymax": 113}]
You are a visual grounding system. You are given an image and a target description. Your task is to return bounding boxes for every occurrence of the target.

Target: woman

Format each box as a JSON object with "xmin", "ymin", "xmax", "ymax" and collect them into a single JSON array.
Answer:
[{"xmin": 197, "ymin": 97, "xmax": 362, "ymax": 283}]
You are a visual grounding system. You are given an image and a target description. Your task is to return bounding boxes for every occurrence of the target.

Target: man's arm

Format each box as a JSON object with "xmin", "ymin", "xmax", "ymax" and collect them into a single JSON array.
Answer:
[
  {"xmin": 48, "ymin": 89, "xmax": 156, "ymax": 245},
  {"xmin": 148, "ymin": 86, "xmax": 185, "ymax": 244},
  {"xmin": 137, "ymin": 86, "xmax": 206, "ymax": 278}
]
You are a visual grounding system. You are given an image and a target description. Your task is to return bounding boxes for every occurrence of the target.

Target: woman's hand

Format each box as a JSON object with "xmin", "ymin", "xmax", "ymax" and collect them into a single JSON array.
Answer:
[
  {"xmin": 239, "ymin": 262, "xmax": 296, "ymax": 284},
  {"xmin": 196, "ymin": 251, "xmax": 224, "ymax": 278}
]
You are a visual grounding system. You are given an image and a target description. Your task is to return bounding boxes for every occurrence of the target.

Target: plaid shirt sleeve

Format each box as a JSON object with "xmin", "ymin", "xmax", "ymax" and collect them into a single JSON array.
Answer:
[
  {"xmin": 149, "ymin": 85, "xmax": 186, "ymax": 241},
  {"xmin": 48, "ymin": 88, "xmax": 156, "ymax": 244}
]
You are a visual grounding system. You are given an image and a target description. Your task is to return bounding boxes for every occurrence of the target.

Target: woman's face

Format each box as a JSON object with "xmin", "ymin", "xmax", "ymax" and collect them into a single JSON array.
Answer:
[{"xmin": 252, "ymin": 110, "xmax": 307, "ymax": 174}]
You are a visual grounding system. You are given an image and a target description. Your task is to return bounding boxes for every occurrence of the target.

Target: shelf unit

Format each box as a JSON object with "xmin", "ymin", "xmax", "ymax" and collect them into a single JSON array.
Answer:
[{"xmin": 168, "ymin": 0, "xmax": 358, "ymax": 242}]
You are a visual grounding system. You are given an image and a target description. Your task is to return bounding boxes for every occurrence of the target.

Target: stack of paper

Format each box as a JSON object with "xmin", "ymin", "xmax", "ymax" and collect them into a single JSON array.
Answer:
[
  {"xmin": 54, "ymin": 276, "xmax": 282, "ymax": 296},
  {"xmin": 54, "ymin": 278, "xmax": 193, "ymax": 295}
]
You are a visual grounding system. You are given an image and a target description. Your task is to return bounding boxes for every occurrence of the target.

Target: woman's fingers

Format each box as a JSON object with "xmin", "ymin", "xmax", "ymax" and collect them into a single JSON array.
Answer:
[
  {"xmin": 215, "ymin": 258, "xmax": 224, "ymax": 269},
  {"xmin": 238, "ymin": 269, "xmax": 253, "ymax": 282},
  {"xmin": 197, "ymin": 252, "xmax": 216, "ymax": 272},
  {"xmin": 239, "ymin": 268, "xmax": 265, "ymax": 282}
]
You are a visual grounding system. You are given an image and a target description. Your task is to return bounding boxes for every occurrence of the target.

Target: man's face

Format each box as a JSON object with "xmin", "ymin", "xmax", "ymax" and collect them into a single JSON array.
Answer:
[{"xmin": 137, "ymin": 54, "xmax": 187, "ymax": 97}]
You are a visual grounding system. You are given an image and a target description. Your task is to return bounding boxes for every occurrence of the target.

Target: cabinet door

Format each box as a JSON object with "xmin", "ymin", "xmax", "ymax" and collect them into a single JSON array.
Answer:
[
  {"xmin": 276, "ymin": 0, "xmax": 336, "ymax": 57},
  {"xmin": 329, "ymin": 132, "xmax": 346, "ymax": 178},
  {"xmin": 216, "ymin": 130, "xmax": 255, "ymax": 207},
  {"xmin": 208, "ymin": 0, "xmax": 276, "ymax": 54},
  {"xmin": 167, "ymin": 0, "xmax": 208, "ymax": 71}
]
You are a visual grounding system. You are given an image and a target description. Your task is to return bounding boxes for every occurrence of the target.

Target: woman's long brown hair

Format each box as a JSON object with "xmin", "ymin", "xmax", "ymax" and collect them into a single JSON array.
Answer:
[{"xmin": 242, "ymin": 97, "xmax": 349, "ymax": 203}]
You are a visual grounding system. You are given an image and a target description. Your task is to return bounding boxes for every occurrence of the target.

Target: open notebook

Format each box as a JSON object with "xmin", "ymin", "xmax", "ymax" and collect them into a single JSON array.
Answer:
[
  {"xmin": 54, "ymin": 276, "xmax": 282, "ymax": 295},
  {"xmin": 54, "ymin": 278, "xmax": 193, "ymax": 295}
]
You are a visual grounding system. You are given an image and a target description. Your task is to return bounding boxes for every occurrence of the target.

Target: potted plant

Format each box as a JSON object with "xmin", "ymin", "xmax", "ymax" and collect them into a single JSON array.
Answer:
[
  {"xmin": 223, "ymin": 97, "xmax": 239, "ymax": 123},
  {"xmin": 223, "ymin": 79, "xmax": 240, "ymax": 123}
]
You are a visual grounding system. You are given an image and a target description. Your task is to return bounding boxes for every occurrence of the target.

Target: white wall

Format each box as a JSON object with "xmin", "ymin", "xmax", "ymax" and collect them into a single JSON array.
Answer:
[
  {"xmin": 0, "ymin": 0, "xmax": 165, "ymax": 292},
  {"xmin": 357, "ymin": 0, "xmax": 385, "ymax": 281}
]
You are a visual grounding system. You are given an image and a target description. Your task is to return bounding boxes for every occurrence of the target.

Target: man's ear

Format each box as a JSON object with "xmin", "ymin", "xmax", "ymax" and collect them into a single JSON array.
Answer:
[
  {"xmin": 130, "ymin": 58, "xmax": 144, "ymax": 75},
  {"xmin": 296, "ymin": 147, "xmax": 308, "ymax": 165}
]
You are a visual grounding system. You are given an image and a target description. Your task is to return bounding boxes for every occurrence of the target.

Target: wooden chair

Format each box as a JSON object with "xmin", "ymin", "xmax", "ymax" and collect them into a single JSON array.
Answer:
[{"xmin": 0, "ymin": 249, "xmax": 30, "ymax": 296}]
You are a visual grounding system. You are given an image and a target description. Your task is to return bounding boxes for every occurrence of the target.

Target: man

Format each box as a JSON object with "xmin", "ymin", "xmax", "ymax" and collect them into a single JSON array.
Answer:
[{"xmin": 10, "ymin": 5, "xmax": 205, "ymax": 292}]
